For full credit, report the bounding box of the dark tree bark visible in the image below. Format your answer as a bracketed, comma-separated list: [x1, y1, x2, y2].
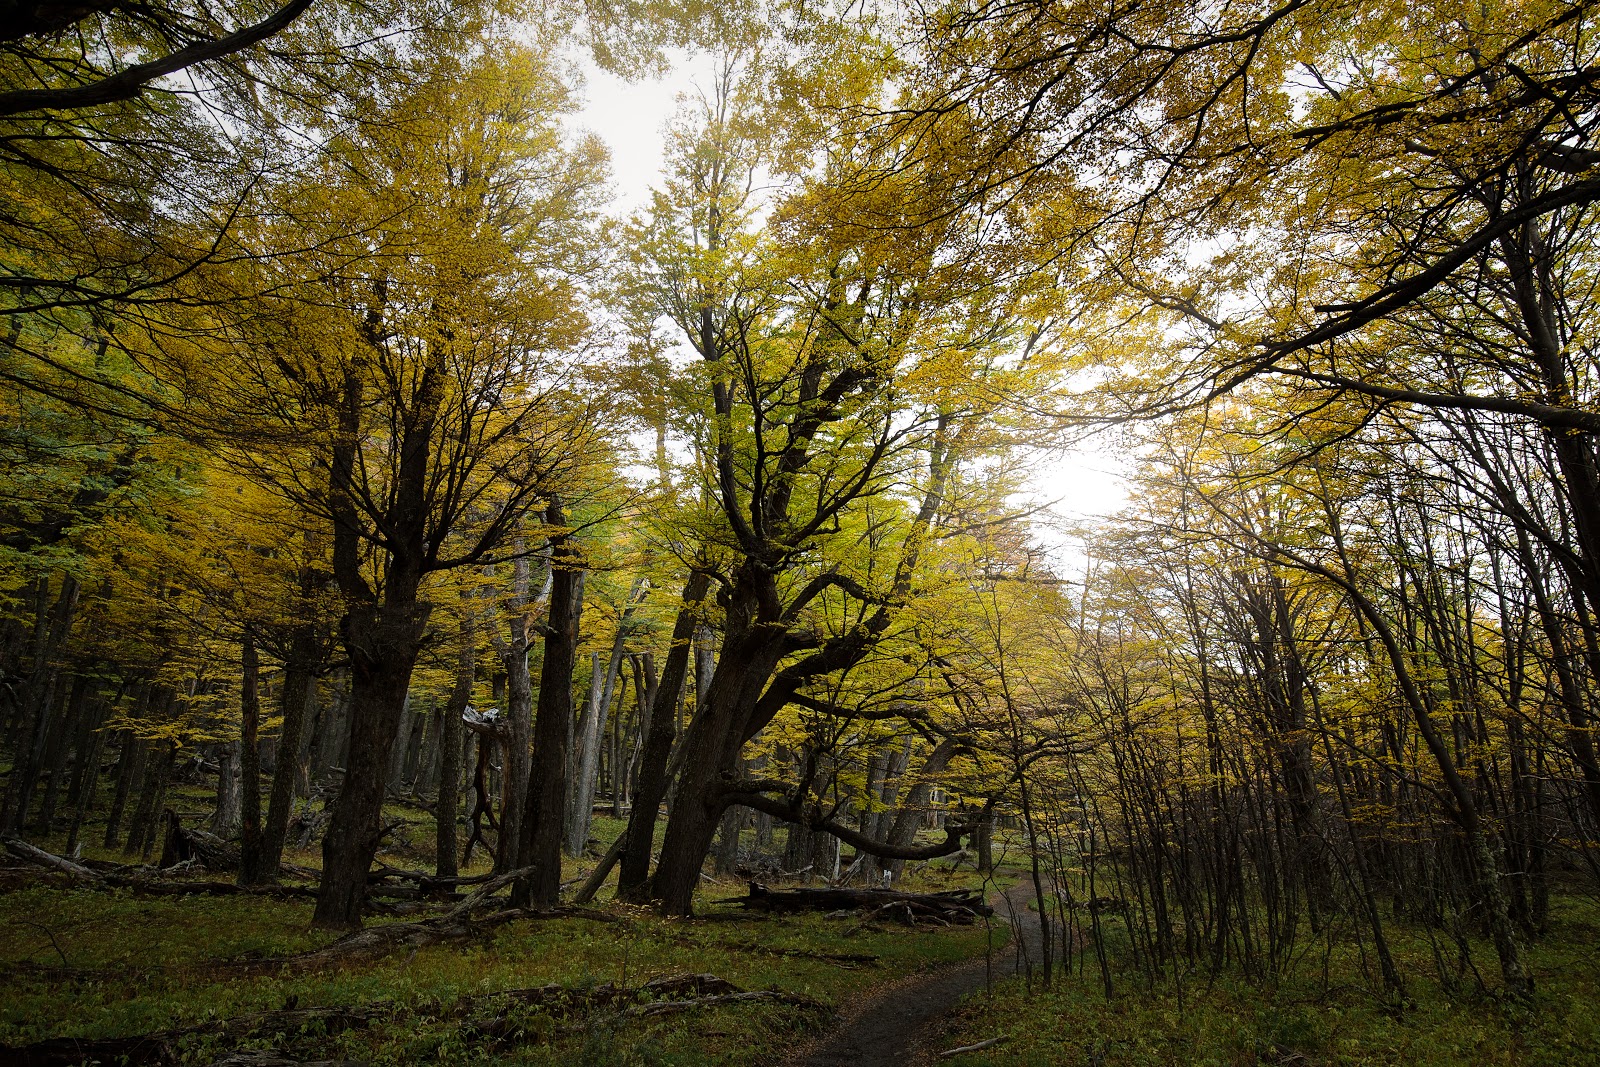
[127, 740, 176, 859]
[104, 729, 142, 849]
[616, 651, 657, 817]
[238, 634, 269, 884]
[618, 574, 707, 900]
[213, 740, 242, 835]
[436, 612, 473, 880]
[312, 326, 443, 928]
[1, 573, 78, 833]
[31, 672, 88, 833]
[512, 499, 580, 909]
[649, 583, 793, 914]
[313, 602, 431, 927]
[63, 693, 109, 856]
[492, 554, 537, 874]
[256, 642, 318, 882]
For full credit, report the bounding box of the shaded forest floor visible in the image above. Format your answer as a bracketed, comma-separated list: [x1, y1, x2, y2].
[0, 802, 1007, 1067]
[931, 891, 1600, 1067]
[13, 777, 1600, 1067]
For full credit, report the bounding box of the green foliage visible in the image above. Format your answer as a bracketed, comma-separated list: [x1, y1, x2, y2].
[938, 895, 1600, 1067]
[0, 872, 998, 1065]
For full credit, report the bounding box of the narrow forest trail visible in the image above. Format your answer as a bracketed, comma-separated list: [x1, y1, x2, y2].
[779, 878, 1047, 1067]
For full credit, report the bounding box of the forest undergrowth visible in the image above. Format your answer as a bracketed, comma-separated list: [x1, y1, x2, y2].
[935, 886, 1600, 1067]
[1, 811, 1001, 1067]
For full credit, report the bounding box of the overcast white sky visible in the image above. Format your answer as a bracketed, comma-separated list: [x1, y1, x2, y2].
[569, 61, 1131, 566]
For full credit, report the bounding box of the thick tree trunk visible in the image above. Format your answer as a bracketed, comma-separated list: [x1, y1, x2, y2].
[617, 576, 705, 899]
[294, 680, 320, 801]
[496, 555, 536, 874]
[496, 614, 534, 870]
[714, 804, 743, 876]
[313, 602, 431, 928]
[651, 615, 788, 915]
[512, 501, 579, 909]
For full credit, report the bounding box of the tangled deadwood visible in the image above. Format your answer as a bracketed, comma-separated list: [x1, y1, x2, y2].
[724, 883, 992, 923]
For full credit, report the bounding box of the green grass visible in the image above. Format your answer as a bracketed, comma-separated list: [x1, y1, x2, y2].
[1, 815, 1008, 1066]
[934, 892, 1600, 1067]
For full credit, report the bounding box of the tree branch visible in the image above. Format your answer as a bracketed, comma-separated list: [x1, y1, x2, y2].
[0, 0, 315, 116]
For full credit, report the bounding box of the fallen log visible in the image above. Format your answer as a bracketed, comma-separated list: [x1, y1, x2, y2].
[622, 990, 828, 1017]
[3, 838, 319, 900]
[210, 1053, 364, 1067]
[220, 870, 619, 975]
[460, 972, 745, 1037]
[368, 861, 495, 889]
[723, 882, 992, 923]
[2, 839, 102, 882]
[939, 1035, 1008, 1058]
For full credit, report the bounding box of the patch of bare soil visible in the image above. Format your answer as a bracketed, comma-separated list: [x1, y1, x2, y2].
[780, 879, 1046, 1067]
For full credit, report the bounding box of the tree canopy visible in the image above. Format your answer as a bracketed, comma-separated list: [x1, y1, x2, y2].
[2, 0, 1599, 1013]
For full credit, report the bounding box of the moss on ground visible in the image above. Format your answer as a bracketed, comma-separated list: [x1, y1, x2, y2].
[933, 891, 1600, 1067]
[1, 815, 1006, 1067]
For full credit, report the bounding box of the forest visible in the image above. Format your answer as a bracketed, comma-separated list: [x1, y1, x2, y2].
[3, 0, 1600, 1064]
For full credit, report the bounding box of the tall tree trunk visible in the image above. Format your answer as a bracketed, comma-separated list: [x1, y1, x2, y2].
[494, 553, 537, 874]
[1, 574, 79, 833]
[614, 653, 650, 818]
[313, 327, 442, 928]
[63, 696, 108, 857]
[512, 500, 580, 908]
[103, 729, 142, 849]
[126, 739, 174, 858]
[256, 651, 317, 882]
[618, 573, 706, 899]
[312, 670, 349, 781]
[31, 672, 87, 833]
[313, 601, 431, 927]
[651, 602, 790, 915]
[238, 633, 269, 883]
[568, 580, 645, 857]
[213, 740, 242, 835]
[436, 613, 473, 879]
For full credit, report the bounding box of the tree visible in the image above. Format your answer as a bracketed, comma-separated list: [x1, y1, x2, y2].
[616, 20, 1063, 912]
[891, 1, 1599, 426]
[173, 40, 612, 926]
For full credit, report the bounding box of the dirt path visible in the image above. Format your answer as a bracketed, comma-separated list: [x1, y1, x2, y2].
[779, 878, 1047, 1067]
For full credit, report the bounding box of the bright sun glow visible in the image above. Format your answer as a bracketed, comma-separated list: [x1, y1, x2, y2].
[571, 59, 1132, 569]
